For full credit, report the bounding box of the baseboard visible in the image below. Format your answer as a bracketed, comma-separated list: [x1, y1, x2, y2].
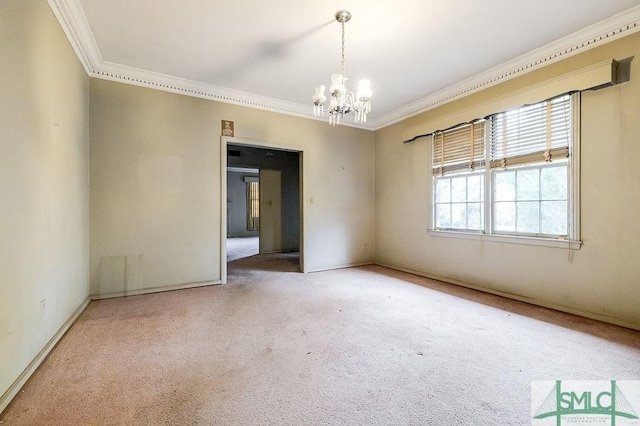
[374, 262, 640, 332]
[259, 249, 299, 255]
[307, 261, 374, 274]
[0, 280, 221, 413]
[91, 280, 221, 300]
[0, 296, 91, 414]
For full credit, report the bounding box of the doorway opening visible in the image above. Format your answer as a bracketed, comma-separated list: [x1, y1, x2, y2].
[221, 140, 304, 282]
[226, 166, 260, 262]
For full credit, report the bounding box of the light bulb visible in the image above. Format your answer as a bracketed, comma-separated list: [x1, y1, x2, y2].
[312, 85, 326, 104]
[356, 79, 372, 101]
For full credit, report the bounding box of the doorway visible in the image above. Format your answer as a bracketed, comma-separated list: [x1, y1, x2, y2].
[220, 138, 305, 283]
[226, 166, 260, 261]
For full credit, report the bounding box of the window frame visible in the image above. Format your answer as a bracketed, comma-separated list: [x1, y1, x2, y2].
[246, 178, 260, 232]
[433, 171, 485, 233]
[490, 161, 569, 238]
[429, 93, 582, 249]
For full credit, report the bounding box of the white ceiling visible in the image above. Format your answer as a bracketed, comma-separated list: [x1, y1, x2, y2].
[52, 0, 640, 129]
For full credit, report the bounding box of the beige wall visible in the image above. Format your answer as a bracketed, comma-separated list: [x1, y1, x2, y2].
[374, 32, 640, 329]
[0, 0, 90, 408]
[90, 79, 375, 296]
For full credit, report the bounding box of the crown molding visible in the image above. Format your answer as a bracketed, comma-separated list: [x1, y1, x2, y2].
[95, 60, 352, 122]
[372, 5, 640, 130]
[47, 0, 102, 73]
[49, 0, 640, 132]
[94, 63, 374, 130]
[94, 61, 374, 129]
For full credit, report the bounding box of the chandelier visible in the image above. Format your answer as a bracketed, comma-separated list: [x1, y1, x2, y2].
[312, 10, 372, 126]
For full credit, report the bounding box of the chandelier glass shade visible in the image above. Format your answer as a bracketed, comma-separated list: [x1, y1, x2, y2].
[312, 10, 372, 126]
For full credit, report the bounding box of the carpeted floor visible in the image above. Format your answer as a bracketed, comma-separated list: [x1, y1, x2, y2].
[1, 254, 639, 425]
[226, 236, 259, 262]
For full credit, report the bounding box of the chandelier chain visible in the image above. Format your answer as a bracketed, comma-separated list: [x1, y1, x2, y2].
[341, 20, 346, 77]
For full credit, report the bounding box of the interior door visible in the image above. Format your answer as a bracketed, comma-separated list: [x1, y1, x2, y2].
[259, 169, 281, 254]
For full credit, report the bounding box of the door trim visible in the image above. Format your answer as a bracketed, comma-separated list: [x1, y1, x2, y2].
[220, 136, 307, 283]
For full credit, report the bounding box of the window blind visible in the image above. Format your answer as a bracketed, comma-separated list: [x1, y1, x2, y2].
[489, 94, 571, 168]
[432, 121, 485, 176]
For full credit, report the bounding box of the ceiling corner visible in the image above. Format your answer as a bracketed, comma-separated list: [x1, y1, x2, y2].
[47, 0, 102, 73]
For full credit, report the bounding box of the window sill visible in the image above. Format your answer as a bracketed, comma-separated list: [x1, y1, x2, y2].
[428, 230, 582, 250]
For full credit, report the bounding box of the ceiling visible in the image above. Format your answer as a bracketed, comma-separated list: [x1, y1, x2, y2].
[52, 0, 640, 129]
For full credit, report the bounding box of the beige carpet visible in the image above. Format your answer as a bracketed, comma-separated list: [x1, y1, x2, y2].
[226, 237, 259, 262]
[2, 254, 639, 425]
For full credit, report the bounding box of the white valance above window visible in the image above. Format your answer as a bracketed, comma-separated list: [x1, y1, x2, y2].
[403, 59, 621, 143]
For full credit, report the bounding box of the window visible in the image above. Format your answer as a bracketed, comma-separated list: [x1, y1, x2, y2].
[433, 121, 486, 232]
[246, 180, 259, 231]
[435, 173, 484, 231]
[493, 165, 568, 236]
[432, 93, 579, 243]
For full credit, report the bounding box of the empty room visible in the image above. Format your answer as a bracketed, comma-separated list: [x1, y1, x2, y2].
[2, 1, 640, 424]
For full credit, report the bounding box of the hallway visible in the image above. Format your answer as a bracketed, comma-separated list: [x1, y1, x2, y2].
[226, 236, 259, 262]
